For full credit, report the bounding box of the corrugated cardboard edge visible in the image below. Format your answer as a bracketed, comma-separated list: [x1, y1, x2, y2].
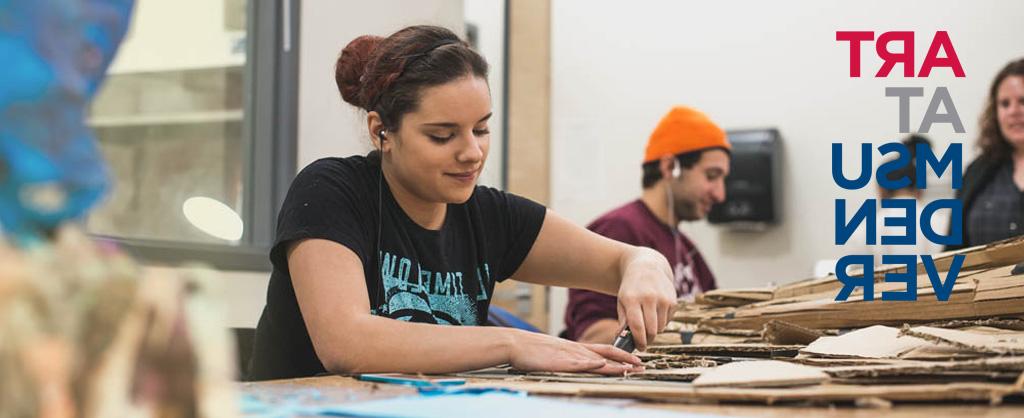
[465, 380, 1022, 405]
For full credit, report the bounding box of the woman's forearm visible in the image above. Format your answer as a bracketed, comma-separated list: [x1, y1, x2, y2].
[318, 314, 518, 374]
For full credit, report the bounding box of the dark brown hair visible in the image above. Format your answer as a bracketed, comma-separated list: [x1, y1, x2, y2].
[641, 148, 728, 189]
[977, 58, 1024, 161]
[335, 25, 488, 132]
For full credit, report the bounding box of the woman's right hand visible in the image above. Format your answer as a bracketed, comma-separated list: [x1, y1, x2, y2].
[504, 329, 644, 376]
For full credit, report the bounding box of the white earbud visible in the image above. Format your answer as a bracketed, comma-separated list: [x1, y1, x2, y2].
[672, 164, 681, 179]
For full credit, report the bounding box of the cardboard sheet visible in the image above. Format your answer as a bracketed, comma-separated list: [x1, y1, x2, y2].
[800, 325, 933, 359]
[464, 380, 1024, 405]
[654, 332, 683, 345]
[762, 320, 827, 345]
[680, 332, 760, 345]
[902, 326, 1024, 355]
[640, 355, 718, 370]
[648, 344, 804, 358]
[628, 368, 712, 382]
[696, 288, 774, 307]
[921, 318, 1024, 330]
[294, 392, 720, 418]
[822, 356, 1024, 380]
[692, 360, 829, 388]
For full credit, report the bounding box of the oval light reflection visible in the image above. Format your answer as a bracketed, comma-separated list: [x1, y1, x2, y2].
[182, 196, 243, 242]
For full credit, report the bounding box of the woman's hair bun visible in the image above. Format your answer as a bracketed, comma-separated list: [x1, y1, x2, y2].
[335, 35, 383, 109]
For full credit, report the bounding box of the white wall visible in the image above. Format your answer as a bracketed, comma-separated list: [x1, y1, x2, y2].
[464, 0, 507, 187]
[547, 0, 1024, 332]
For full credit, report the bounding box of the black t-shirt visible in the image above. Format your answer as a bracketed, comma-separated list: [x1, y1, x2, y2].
[248, 154, 546, 380]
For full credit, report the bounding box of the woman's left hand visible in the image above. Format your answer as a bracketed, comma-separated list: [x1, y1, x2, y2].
[615, 247, 677, 352]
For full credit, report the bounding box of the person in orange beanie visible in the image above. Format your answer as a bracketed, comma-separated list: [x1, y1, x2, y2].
[563, 106, 731, 344]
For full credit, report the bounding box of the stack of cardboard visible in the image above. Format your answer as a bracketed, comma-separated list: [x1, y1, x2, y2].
[466, 236, 1024, 405]
[667, 235, 1024, 337]
[590, 235, 1024, 404]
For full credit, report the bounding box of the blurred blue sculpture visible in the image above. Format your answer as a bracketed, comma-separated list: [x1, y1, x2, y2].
[0, 0, 134, 246]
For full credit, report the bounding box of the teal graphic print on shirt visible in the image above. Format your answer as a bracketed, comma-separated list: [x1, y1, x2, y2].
[373, 251, 492, 325]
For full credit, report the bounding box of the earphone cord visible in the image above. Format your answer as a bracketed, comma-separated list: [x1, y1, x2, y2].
[375, 163, 385, 315]
[665, 179, 683, 270]
[666, 171, 697, 296]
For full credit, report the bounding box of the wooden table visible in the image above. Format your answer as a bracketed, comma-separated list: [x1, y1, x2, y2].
[241, 375, 1024, 417]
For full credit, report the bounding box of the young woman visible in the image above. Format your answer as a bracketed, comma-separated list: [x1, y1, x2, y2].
[248, 25, 677, 381]
[949, 58, 1024, 249]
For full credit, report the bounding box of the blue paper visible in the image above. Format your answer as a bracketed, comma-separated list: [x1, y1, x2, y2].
[240, 387, 733, 418]
[417, 386, 523, 396]
[357, 373, 466, 388]
[317, 393, 730, 418]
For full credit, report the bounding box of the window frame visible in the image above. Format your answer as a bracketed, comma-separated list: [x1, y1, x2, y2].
[92, 0, 299, 272]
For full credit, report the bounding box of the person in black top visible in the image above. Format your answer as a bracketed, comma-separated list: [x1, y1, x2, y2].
[248, 25, 677, 381]
[949, 58, 1024, 250]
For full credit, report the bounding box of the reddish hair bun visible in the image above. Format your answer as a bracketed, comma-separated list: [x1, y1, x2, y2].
[335, 35, 383, 109]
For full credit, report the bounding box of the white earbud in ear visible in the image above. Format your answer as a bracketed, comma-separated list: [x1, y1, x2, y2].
[672, 164, 681, 179]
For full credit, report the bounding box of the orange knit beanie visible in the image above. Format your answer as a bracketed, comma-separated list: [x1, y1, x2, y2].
[644, 106, 730, 163]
